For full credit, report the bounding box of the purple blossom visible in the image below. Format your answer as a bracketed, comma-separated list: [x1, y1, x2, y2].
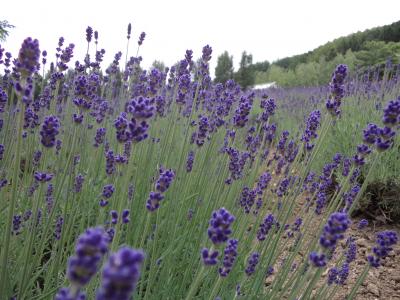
[96, 247, 145, 300]
[277, 177, 290, 197]
[34, 171, 53, 182]
[302, 110, 321, 150]
[257, 214, 275, 241]
[138, 32, 146, 46]
[319, 212, 350, 250]
[102, 184, 115, 199]
[94, 128, 106, 147]
[146, 191, 164, 212]
[368, 230, 398, 268]
[201, 45, 212, 62]
[277, 130, 290, 153]
[327, 263, 349, 286]
[363, 123, 379, 144]
[110, 210, 118, 225]
[0, 144, 4, 161]
[260, 97, 276, 121]
[218, 239, 238, 276]
[121, 209, 130, 224]
[343, 184, 360, 211]
[15, 37, 40, 78]
[256, 172, 272, 193]
[195, 115, 210, 147]
[55, 288, 86, 300]
[155, 168, 175, 193]
[245, 252, 260, 276]
[67, 227, 109, 286]
[233, 96, 252, 127]
[54, 216, 64, 240]
[12, 215, 22, 235]
[309, 251, 326, 267]
[105, 150, 115, 176]
[357, 219, 368, 230]
[207, 208, 235, 245]
[127, 23, 132, 39]
[40, 115, 60, 148]
[376, 126, 396, 151]
[86, 26, 93, 43]
[345, 238, 357, 263]
[0, 179, 7, 190]
[32, 150, 42, 167]
[326, 64, 348, 116]
[382, 97, 400, 126]
[342, 158, 352, 177]
[73, 174, 85, 193]
[315, 192, 327, 215]
[57, 43, 75, 71]
[201, 248, 219, 266]
[0, 87, 8, 112]
[186, 150, 195, 172]
[126, 96, 155, 120]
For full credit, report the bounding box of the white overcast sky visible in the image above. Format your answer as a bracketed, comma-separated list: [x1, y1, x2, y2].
[2, 0, 400, 75]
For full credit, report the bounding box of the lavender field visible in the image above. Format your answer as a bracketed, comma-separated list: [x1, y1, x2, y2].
[0, 24, 399, 300]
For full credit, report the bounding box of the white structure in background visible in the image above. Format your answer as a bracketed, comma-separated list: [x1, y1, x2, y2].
[253, 82, 278, 90]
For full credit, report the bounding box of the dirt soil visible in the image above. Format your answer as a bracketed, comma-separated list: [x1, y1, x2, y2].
[332, 219, 400, 300]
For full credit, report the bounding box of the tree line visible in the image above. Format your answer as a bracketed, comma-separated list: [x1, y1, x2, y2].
[214, 20, 400, 88]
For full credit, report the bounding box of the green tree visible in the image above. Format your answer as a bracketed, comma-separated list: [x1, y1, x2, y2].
[0, 20, 14, 41]
[234, 51, 255, 90]
[355, 41, 400, 67]
[214, 51, 234, 84]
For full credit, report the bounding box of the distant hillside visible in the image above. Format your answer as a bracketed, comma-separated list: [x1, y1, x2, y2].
[274, 20, 400, 70]
[255, 20, 400, 87]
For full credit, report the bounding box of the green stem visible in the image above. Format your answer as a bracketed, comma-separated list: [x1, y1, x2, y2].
[185, 266, 206, 300]
[346, 265, 369, 300]
[0, 103, 25, 296]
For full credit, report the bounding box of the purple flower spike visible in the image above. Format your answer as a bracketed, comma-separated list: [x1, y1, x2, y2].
[138, 32, 146, 46]
[218, 239, 238, 276]
[127, 23, 132, 39]
[363, 123, 379, 144]
[102, 184, 115, 199]
[382, 97, 400, 127]
[155, 168, 175, 193]
[55, 287, 86, 300]
[67, 227, 109, 287]
[368, 230, 398, 268]
[357, 219, 368, 229]
[34, 171, 53, 182]
[326, 64, 348, 116]
[122, 209, 130, 224]
[257, 214, 275, 241]
[146, 191, 164, 212]
[40, 115, 60, 148]
[186, 150, 195, 172]
[86, 26, 93, 43]
[201, 248, 219, 266]
[54, 216, 64, 240]
[346, 238, 357, 263]
[74, 174, 85, 193]
[319, 212, 350, 250]
[309, 251, 326, 267]
[16, 37, 40, 78]
[96, 247, 145, 300]
[110, 210, 118, 225]
[207, 208, 235, 245]
[0, 144, 4, 161]
[245, 252, 260, 276]
[302, 110, 321, 151]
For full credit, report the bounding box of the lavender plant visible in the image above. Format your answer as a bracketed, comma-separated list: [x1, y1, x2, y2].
[0, 24, 398, 300]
